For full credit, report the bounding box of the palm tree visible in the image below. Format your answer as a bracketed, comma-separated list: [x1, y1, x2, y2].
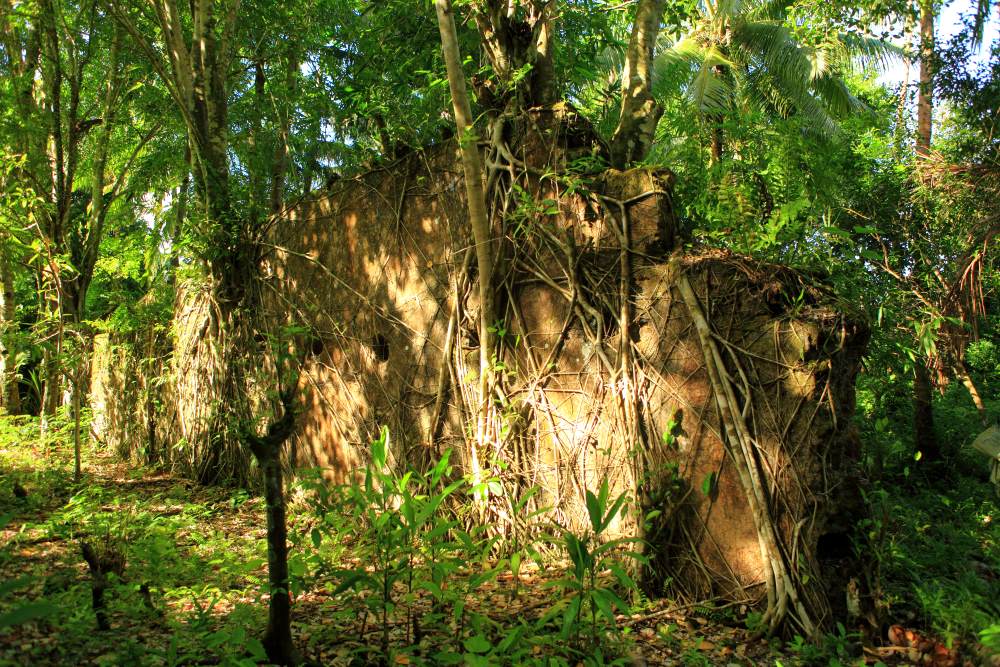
[654, 0, 900, 162]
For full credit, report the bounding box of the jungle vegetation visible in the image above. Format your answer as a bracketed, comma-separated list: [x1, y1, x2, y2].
[0, 0, 998, 665]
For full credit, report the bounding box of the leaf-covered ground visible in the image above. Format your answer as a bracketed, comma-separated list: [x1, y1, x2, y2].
[0, 416, 996, 666]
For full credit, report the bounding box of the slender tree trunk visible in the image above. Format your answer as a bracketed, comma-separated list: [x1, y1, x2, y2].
[913, 363, 940, 461]
[710, 118, 724, 164]
[145, 328, 158, 464]
[0, 255, 21, 414]
[40, 287, 62, 421]
[912, 0, 937, 460]
[269, 50, 297, 216]
[260, 452, 294, 664]
[916, 0, 933, 156]
[435, 0, 496, 458]
[73, 26, 122, 318]
[72, 364, 81, 481]
[248, 394, 298, 666]
[171, 145, 192, 277]
[610, 0, 665, 168]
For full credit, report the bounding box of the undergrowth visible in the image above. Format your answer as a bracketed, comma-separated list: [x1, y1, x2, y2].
[855, 346, 1000, 658]
[3, 387, 998, 666]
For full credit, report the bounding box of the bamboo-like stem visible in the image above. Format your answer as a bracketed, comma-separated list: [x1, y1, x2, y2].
[435, 0, 497, 481]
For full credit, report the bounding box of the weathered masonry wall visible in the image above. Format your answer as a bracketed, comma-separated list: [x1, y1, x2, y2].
[92, 111, 867, 624]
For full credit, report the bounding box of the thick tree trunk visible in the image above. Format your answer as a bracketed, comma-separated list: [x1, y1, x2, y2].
[913, 363, 940, 461]
[610, 0, 665, 168]
[472, 0, 556, 108]
[916, 0, 933, 156]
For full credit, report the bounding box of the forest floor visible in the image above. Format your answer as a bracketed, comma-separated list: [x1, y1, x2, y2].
[0, 415, 997, 666]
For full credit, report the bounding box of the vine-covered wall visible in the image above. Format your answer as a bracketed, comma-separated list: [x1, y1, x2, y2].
[91, 106, 868, 631]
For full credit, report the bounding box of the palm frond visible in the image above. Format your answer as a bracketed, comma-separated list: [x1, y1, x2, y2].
[596, 43, 627, 85]
[730, 21, 813, 85]
[652, 41, 700, 99]
[686, 46, 735, 113]
[744, 65, 839, 137]
[739, 0, 790, 22]
[811, 72, 864, 117]
[836, 33, 904, 75]
[803, 46, 830, 81]
[714, 0, 742, 23]
[742, 67, 793, 118]
[661, 37, 737, 69]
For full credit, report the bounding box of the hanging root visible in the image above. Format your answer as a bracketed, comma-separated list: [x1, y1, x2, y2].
[677, 273, 817, 637]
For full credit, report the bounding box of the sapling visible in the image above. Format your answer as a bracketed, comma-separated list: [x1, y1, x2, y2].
[540, 479, 645, 651]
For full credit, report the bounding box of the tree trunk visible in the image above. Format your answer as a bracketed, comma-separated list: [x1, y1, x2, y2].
[248, 393, 299, 666]
[912, 0, 937, 457]
[171, 145, 192, 277]
[916, 0, 933, 156]
[71, 25, 123, 320]
[269, 49, 298, 216]
[0, 255, 21, 415]
[913, 363, 940, 461]
[711, 114, 725, 164]
[259, 452, 295, 664]
[471, 0, 556, 108]
[72, 365, 81, 481]
[610, 0, 665, 168]
[40, 288, 62, 421]
[435, 0, 497, 457]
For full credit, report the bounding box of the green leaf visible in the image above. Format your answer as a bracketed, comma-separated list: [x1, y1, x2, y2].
[591, 588, 617, 626]
[430, 449, 453, 486]
[600, 492, 628, 533]
[585, 489, 602, 534]
[607, 562, 639, 592]
[0, 602, 58, 628]
[0, 576, 34, 596]
[598, 478, 610, 512]
[701, 472, 716, 496]
[431, 651, 464, 665]
[561, 595, 582, 638]
[495, 625, 523, 652]
[510, 551, 521, 577]
[463, 634, 491, 654]
[417, 580, 443, 598]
